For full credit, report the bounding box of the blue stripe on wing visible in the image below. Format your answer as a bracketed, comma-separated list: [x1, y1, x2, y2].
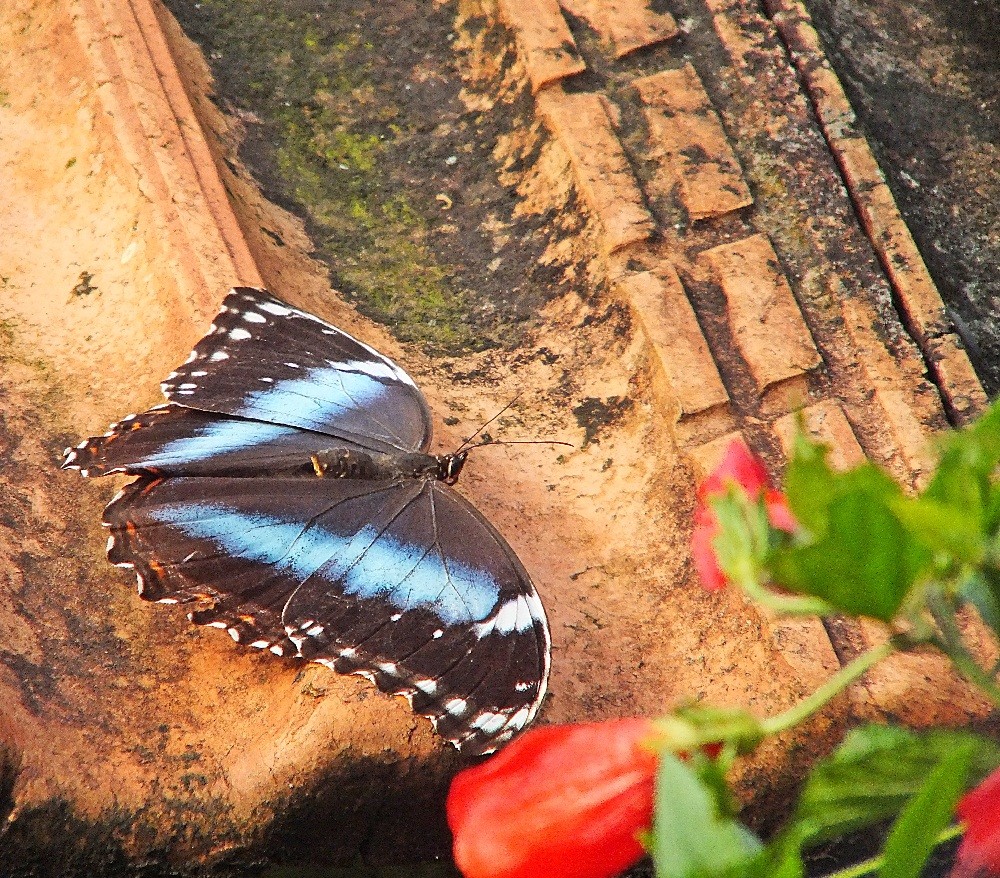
[148, 501, 501, 625]
[235, 364, 396, 435]
[138, 420, 305, 467]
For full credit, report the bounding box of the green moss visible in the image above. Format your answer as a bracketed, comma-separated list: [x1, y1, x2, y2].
[164, 0, 476, 351]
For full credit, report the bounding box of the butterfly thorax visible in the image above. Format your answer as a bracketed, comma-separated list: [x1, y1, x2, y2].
[312, 448, 468, 484]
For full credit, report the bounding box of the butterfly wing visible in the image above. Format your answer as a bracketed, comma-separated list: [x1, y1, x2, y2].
[104, 475, 550, 755]
[161, 287, 432, 455]
[62, 405, 363, 477]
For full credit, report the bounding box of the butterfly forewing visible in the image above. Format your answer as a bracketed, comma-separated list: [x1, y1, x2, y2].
[62, 405, 366, 477]
[161, 288, 432, 454]
[104, 474, 549, 755]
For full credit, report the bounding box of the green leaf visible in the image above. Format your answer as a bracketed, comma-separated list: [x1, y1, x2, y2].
[878, 742, 975, 878]
[781, 435, 839, 535]
[776, 437, 932, 621]
[653, 752, 763, 878]
[891, 495, 985, 565]
[659, 704, 766, 756]
[770, 489, 928, 621]
[926, 399, 1000, 515]
[785, 725, 1000, 851]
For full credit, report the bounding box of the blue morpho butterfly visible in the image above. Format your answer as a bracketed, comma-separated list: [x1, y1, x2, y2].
[62, 287, 551, 755]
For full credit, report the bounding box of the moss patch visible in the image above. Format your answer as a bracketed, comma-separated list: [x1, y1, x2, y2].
[164, 0, 567, 353]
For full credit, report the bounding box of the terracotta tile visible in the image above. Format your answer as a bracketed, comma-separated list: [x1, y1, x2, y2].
[634, 64, 753, 220]
[497, 0, 586, 92]
[765, 0, 986, 422]
[618, 266, 730, 422]
[559, 0, 678, 57]
[773, 400, 865, 470]
[840, 297, 936, 483]
[700, 234, 821, 394]
[536, 87, 654, 252]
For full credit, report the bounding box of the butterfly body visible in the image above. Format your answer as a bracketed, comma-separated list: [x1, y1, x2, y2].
[63, 288, 550, 755]
[310, 447, 467, 483]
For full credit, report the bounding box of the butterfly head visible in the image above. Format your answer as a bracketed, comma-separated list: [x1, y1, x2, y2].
[438, 451, 468, 485]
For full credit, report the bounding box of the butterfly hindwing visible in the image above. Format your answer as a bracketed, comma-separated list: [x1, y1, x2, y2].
[161, 288, 432, 454]
[103, 473, 549, 755]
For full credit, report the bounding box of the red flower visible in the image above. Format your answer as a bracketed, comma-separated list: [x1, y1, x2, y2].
[447, 719, 658, 878]
[954, 766, 1000, 878]
[692, 439, 795, 591]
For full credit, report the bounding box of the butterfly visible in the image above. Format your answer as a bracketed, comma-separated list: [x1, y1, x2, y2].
[62, 287, 551, 755]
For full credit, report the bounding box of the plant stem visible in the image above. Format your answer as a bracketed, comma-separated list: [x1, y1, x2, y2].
[818, 822, 965, 878]
[739, 573, 833, 616]
[761, 641, 895, 735]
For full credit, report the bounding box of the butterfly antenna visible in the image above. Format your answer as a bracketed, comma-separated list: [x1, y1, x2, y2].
[463, 438, 575, 451]
[454, 394, 524, 455]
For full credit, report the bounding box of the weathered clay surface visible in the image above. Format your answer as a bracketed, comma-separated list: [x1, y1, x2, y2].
[0, 0, 993, 872]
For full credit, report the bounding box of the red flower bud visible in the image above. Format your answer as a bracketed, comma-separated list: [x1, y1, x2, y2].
[691, 439, 796, 592]
[697, 439, 772, 504]
[954, 767, 1000, 878]
[447, 719, 658, 878]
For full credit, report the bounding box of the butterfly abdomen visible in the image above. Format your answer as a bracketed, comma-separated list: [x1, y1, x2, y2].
[311, 448, 466, 483]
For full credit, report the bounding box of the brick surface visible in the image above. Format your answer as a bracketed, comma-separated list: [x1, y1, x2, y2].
[764, 0, 987, 422]
[497, 0, 586, 93]
[559, 0, 678, 58]
[688, 430, 744, 480]
[700, 234, 821, 394]
[634, 64, 753, 221]
[773, 401, 865, 470]
[618, 266, 730, 424]
[537, 87, 654, 253]
[840, 298, 935, 483]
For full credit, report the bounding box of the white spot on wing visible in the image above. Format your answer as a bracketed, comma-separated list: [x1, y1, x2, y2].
[209, 351, 229, 362]
[243, 311, 267, 323]
[229, 327, 252, 341]
[470, 712, 508, 735]
[258, 301, 292, 317]
[444, 698, 468, 717]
